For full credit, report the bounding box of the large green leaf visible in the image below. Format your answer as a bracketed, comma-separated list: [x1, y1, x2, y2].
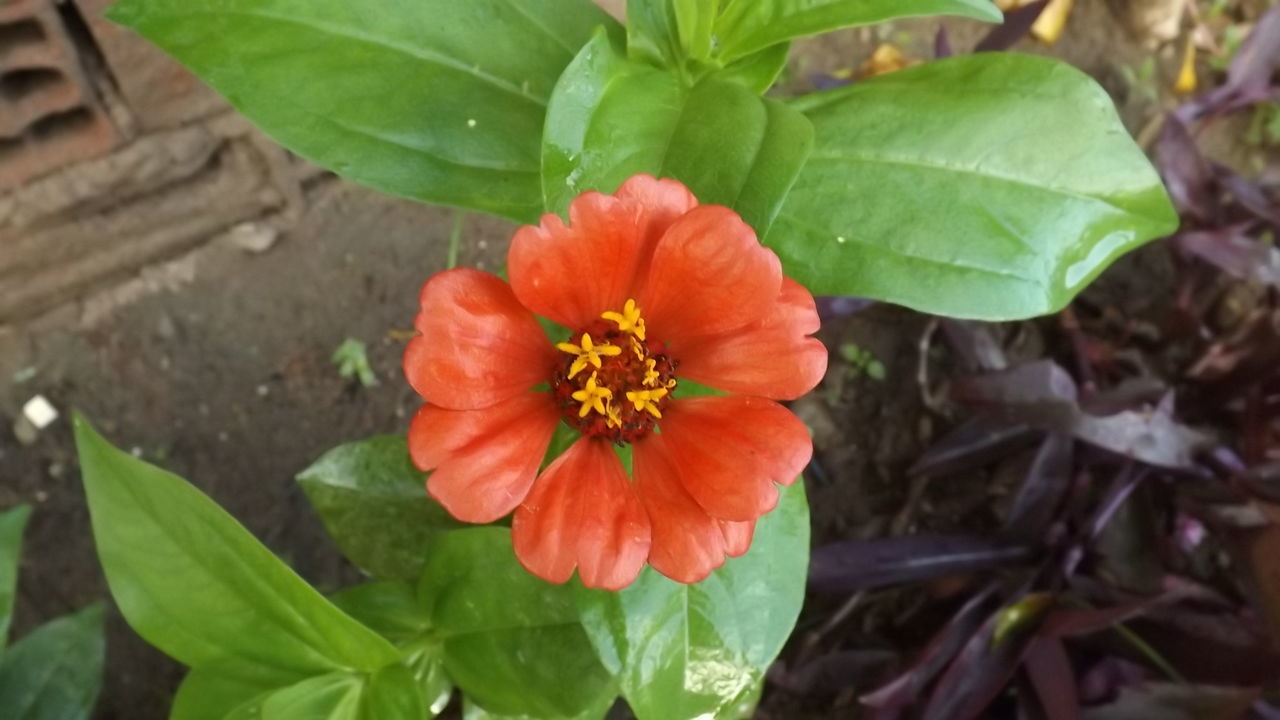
[171, 664, 303, 720]
[713, 0, 1002, 62]
[627, 0, 718, 70]
[768, 53, 1178, 320]
[543, 31, 813, 236]
[298, 436, 464, 583]
[0, 504, 31, 648]
[576, 482, 810, 720]
[0, 603, 104, 720]
[106, 0, 622, 222]
[74, 415, 399, 675]
[420, 528, 616, 719]
[331, 582, 452, 716]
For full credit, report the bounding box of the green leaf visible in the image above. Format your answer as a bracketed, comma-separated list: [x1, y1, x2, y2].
[714, 42, 792, 94]
[462, 695, 615, 720]
[627, 0, 719, 70]
[171, 664, 303, 720]
[543, 31, 813, 236]
[257, 673, 363, 718]
[576, 482, 809, 720]
[330, 582, 452, 715]
[713, 0, 1002, 62]
[0, 504, 31, 647]
[420, 528, 615, 719]
[298, 436, 464, 582]
[768, 53, 1178, 320]
[74, 415, 399, 675]
[106, 0, 621, 222]
[0, 603, 105, 720]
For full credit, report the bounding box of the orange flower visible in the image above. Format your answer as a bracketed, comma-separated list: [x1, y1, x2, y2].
[404, 175, 826, 590]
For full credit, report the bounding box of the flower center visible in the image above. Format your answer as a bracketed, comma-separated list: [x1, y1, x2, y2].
[552, 299, 677, 444]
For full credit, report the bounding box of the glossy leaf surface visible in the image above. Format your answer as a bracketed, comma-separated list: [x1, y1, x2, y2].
[331, 582, 452, 715]
[769, 53, 1178, 320]
[74, 416, 399, 675]
[107, 0, 621, 221]
[420, 528, 615, 719]
[0, 603, 104, 720]
[299, 436, 463, 582]
[576, 482, 809, 720]
[0, 504, 30, 647]
[543, 32, 813, 235]
[713, 0, 1002, 62]
[170, 664, 303, 720]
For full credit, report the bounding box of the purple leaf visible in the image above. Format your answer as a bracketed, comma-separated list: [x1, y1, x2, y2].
[1156, 115, 1218, 223]
[816, 295, 875, 319]
[1080, 684, 1259, 720]
[1216, 165, 1280, 228]
[910, 418, 1040, 479]
[954, 361, 1212, 470]
[975, 0, 1049, 53]
[1041, 596, 1172, 638]
[1079, 377, 1170, 416]
[934, 27, 953, 59]
[810, 535, 1033, 593]
[1182, 5, 1280, 120]
[1023, 637, 1081, 720]
[1006, 433, 1074, 540]
[941, 319, 1008, 372]
[1176, 228, 1280, 288]
[1077, 656, 1152, 703]
[922, 596, 1049, 720]
[863, 584, 1001, 710]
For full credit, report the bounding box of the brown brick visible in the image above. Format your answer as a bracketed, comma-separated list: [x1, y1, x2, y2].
[0, 0, 120, 190]
[75, 0, 227, 130]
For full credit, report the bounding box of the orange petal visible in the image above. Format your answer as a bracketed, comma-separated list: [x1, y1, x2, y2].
[660, 396, 811, 522]
[409, 392, 560, 523]
[512, 438, 652, 590]
[634, 435, 729, 584]
[509, 176, 700, 331]
[615, 174, 698, 290]
[508, 193, 645, 331]
[405, 268, 556, 411]
[676, 278, 827, 400]
[720, 519, 756, 558]
[641, 206, 782, 346]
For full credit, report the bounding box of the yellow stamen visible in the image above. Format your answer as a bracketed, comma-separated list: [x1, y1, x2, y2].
[571, 372, 613, 418]
[643, 358, 660, 387]
[556, 333, 622, 379]
[605, 401, 622, 429]
[625, 387, 668, 419]
[602, 299, 647, 340]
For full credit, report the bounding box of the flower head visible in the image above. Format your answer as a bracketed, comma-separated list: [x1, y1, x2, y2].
[404, 175, 827, 590]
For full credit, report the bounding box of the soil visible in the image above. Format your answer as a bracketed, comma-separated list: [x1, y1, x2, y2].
[0, 0, 1257, 718]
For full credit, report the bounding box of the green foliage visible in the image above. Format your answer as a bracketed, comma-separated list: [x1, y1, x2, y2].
[107, 0, 622, 222]
[711, 0, 1001, 63]
[0, 604, 105, 720]
[0, 505, 31, 647]
[769, 54, 1178, 320]
[543, 31, 813, 236]
[576, 482, 809, 720]
[0, 507, 105, 720]
[298, 436, 463, 582]
[332, 339, 378, 388]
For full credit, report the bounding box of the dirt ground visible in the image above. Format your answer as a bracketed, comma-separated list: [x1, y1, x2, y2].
[0, 0, 1244, 717]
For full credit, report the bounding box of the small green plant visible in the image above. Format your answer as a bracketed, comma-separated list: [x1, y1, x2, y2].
[839, 341, 887, 381]
[0, 506, 104, 719]
[332, 338, 378, 388]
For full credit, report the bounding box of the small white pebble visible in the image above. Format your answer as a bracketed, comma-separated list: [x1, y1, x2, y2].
[34, 490, 48, 503]
[22, 395, 58, 430]
[256, 385, 270, 397]
[130, 447, 143, 458]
